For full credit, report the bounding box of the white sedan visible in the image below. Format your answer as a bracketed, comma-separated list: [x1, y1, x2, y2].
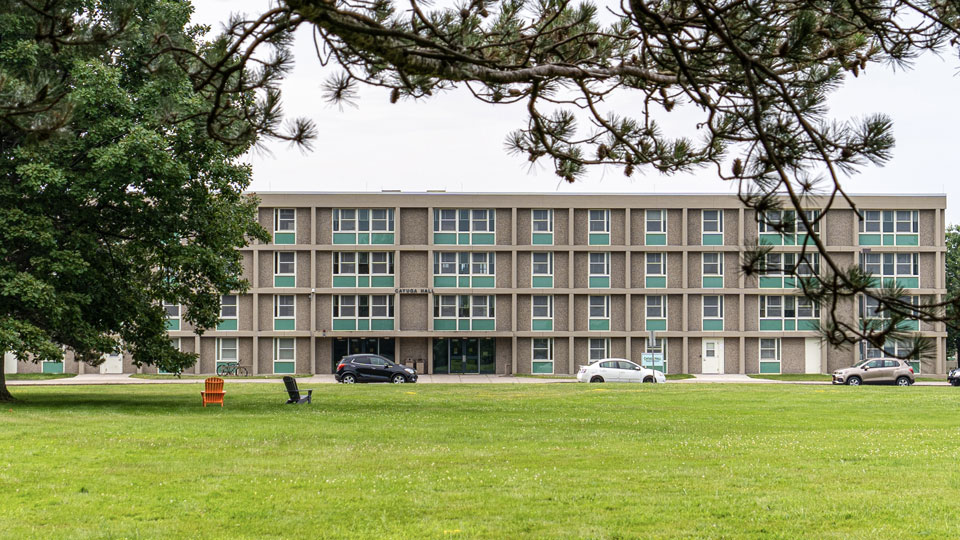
[577, 358, 667, 383]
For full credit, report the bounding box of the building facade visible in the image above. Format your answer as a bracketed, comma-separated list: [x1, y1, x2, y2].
[8, 192, 948, 376]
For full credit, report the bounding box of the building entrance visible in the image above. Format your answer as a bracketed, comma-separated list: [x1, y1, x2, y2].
[332, 338, 395, 371]
[433, 338, 496, 374]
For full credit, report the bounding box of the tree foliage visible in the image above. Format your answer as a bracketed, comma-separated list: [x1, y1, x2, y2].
[946, 225, 960, 357]
[0, 0, 269, 400]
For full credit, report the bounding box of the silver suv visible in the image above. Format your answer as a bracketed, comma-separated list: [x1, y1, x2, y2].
[833, 358, 915, 386]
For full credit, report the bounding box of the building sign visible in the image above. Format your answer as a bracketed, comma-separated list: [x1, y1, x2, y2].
[641, 352, 665, 373]
[395, 288, 433, 294]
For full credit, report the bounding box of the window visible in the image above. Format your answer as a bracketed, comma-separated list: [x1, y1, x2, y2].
[859, 210, 918, 233]
[589, 253, 610, 277]
[532, 209, 553, 232]
[532, 338, 554, 373]
[589, 209, 610, 232]
[860, 253, 919, 278]
[471, 209, 492, 232]
[435, 295, 457, 318]
[703, 296, 723, 319]
[333, 252, 357, 274]
[759, 296, 782, 318]
[216, 338, 237, 363]
[275, 295, 295, 318]
[759, 210, 820, 234]
[646, 209, 666, 233]
[796, 210, 820, 233]
[796, 253, 820, 276]
[274, 338, 295, 368]
[646, 295, 665, 318]
[435, 252, 457, 275]
[532, 295, 554, 319]
[532, 252, 553, 275]
[333, 295, 355, 318]
[589, 338, 610, 361]
[275, 252, 295, 276]
[370, 252, 393, 274]
[763, 252, 820, 276]
[589, 296, 610, 319]
[163, 302, 180, 320]
[703, 253, 723, 276]
[433, 209, 494, 233]
[434, 295, 494, 319]
[334, 209, 356, 231]
[702, 210, 723, 233]
[437, 209, 457, 231]
[220, 295, 237, 319]
[471, 295, 492, 318]
[334, 209, 395, 233]
[761, 296, 820, 320]
[370, 209, 393, 232]
[646, 253, 665, 276]
[472, 252, 493, 275]
[760, 338, 781, 362]
[333, 295, 393, 321]
[370, 295, 394, 318]
[433, 252, 495, 276]
[860, 295, 920, 321]
[275, 208, 295, 232]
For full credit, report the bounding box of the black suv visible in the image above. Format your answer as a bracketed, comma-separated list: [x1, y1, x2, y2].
[335, 354, 418, 384]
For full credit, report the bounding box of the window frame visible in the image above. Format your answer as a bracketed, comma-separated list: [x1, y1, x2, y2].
[588, 209, 610, 233]
[219, 294, 237, 320]
[433, 208, 495, 234]
[532, 338, 554, 373]
[645, 209, 666, 233]
[588, 338, 611, 361]
[274, 208, 296, 232]
[532, 295, 554, 319]
[759, 338, 781, 363]
[273, 337, 296, 366]
[333, 208, 395, 233]
[702, 252, 723, 276]
[532, 251, 554, 276]
[860, 252, 919, 279]
[588, 295, 610, 320]
[646, 252, 666, 277]
[216, 337, 238, 363]
[275, 251, 296, 277]
[702, 209, 723, 233]
[645, 295, 666, 319]
[588, 252, 610, 278]
[532, 209, 554, 233]
[703, 295, 724, 319]
[274, 294, 296, 319]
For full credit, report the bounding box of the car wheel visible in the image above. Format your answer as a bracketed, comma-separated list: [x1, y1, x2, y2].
[391, 374, 406, 384]
[951, 380, 960, 387]
[846, 376, 862, 386]
[341, 373, 356, 384]
[896, 376, 912, 387]
[590, 376, 604, 383]
[643, 376, 654, 383]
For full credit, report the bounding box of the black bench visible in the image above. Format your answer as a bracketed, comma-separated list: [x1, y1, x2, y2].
[283, 376, 312, 404]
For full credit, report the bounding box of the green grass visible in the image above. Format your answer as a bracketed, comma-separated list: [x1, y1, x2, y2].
[129, 373, 312, 380]
[747, 373, 832, 381]
[666, 373, 695, 380]
[512, 373, 576, 379]
[3, 373, 76, 381]
[4, 384, 960, 538]
[916, 376, 945, 382]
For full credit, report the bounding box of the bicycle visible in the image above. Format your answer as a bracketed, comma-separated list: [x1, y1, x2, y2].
[216, 361, 249, 377]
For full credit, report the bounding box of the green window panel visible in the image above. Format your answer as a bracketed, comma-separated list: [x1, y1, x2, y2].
[589, 276, 610, 288]
[333, 232, 356, 244]
[759, 276, 782, 288]
[645, 233, 667, 246]
[758, 233, 782, 246]
[645, 276, 666, 288]
[273, 232, 296, 245]
[458, 319, 471, 331]
[759, 361, 781, 374]
[798, 319, 820, 331]
[356, 276, 369, 288]
[645, 319, 666, 331]
[897, 320, 920, 331]
[783, 277, 796, 289]
[472, 319, 495, 331]
[332, 319, 355, 331]
[759, 319, 782, 331]
[274, 319, 296, 331]
[165, 319, 180, 331]
[434, 233, 457, 245]
[357, 319, 370, 331]
[434, 319, 456, 331]
[882, 234, 895, 246]
[702, 234, 723, 246]
[371, 319, 394, 331]
[458, 276, 471, 288]
[274, 275, 295, 288]
[433, 276, 457, 287]
[532, 361, 554, 374]
[457, 233, 471, 244]
[858, 234, 882, 246]
[370, 276, 394, 288]
[532, 276, 554, 288]
[897, 277, 919, 288]
[702, 276, 724, 288]
[333, 276, 357, 288]
[532, 233, 553, 245]
[217, 319, 238, 331]
[588, 233, 610, 245]
[42, 362, 64, 374]
[532, 319, 553, 331]
[472, 233, 495, 245]
[472, 276, 496, 288]
[782, 234, 798, 246]
[273, 361, 296, 374]
[589, 319, 610, 331]
[703, 319, 723, 331]
[371, 233, 395, 245]
[357, 233, 370, 244]
[896, 234, 919, 246]
[784, 319, 796, 331]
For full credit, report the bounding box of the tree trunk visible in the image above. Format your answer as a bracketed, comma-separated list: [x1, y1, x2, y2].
[0, 366, 14, 402]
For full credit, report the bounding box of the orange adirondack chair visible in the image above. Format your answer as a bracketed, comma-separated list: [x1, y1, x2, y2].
[201, 377, 225, 407]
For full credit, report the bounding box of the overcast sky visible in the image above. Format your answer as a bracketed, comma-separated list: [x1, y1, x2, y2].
[192, 1, 960, 224]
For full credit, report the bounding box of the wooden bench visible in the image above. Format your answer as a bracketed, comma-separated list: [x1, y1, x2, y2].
[201, 377, 225, 407]
[283, 376, 312, 404]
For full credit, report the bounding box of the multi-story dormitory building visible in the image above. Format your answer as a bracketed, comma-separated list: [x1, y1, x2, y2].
[4, 192, 949, 377]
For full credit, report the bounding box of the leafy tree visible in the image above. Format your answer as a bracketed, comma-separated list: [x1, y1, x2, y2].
[946, 225, 960, 359]
[184, 0, 959, 359]
[0, 0, 270, 401]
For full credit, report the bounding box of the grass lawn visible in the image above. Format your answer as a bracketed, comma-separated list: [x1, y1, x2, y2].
[3, 384, 960, 538]
[747, 373, 832, 382]
[129, 374, 312, 380]
[3, 373, 77, 381]
[666, 373, 695, 380]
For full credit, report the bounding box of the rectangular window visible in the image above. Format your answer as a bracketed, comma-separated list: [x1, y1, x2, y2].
[759, 338, 781, 369]
[275, 208, 295, 232]
[370, 252, 393, 274]
[760, 210, 820, 234]
[273, 337, 296, 373]
[589, 209, 610, 232]
[589, 252, 610, 277]
[437, 209, 457, 231]
[646, 295, 665, 318]
[646, 253, 665, 276]
[220, 295, 237, 319]
[796, 253, 820, 276]
[433, 209, 494, 233]
[860, 253, 919, 279]
[433, 252, 495, 284]
[163, 302, 180, 320]
[703, 295, 723, 319]
[434, 295, 457, 318]
[334, 209, 356, 232]
[275, 252, 295, 276]
[275, 295, 295, 318]
[589, 295, 610, 319]
[532, 295, 554, 319]
[333, 252, 356, 275]
[433, 295, 494, 322]
[759, 296, 782, 318]
[434, 252, 458, 275]
[471, 209, 492, 232]
[532, 209, 553, 232]
[589, 338, 610, 361]
[216, 338, 237, 363]
[859, 210, 918, 233]
[646, 209, 666, 233]
[702, 210, 723, 233]
[702, 253, 723, 276]
[532, 338, 554, 373]
[796, 210, 820, 234]
[472, 252, 493, 275]
[334, 208, 395, 233]
[369, 295, 394, 318]
[532, 252, 553, 275]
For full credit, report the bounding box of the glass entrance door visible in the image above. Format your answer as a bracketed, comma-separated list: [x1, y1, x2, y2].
[432, 338, 496, 374]
[332, 338, 395, 371]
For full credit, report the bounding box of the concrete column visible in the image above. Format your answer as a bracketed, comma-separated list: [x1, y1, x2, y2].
[568, 335, 575, 374]
[739, 335, 745, 374]
[252, 248, 259, 375]
[194, 335, 201, 375]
